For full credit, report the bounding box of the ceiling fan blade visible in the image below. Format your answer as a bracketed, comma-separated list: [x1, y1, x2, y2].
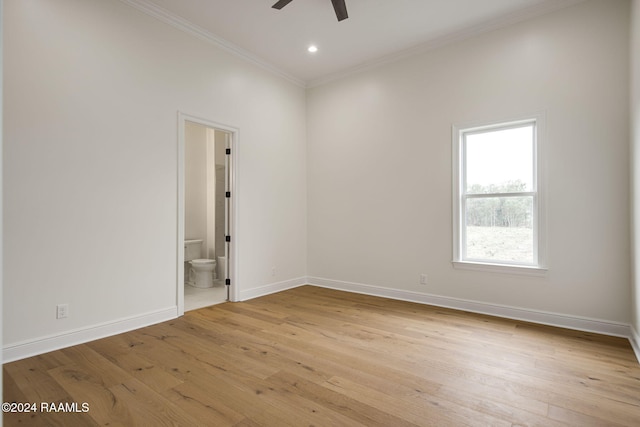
[331, 0, 348, 21]
[272, 0, 294, 10]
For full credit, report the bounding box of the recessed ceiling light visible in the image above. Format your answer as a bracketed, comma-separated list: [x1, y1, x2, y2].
[307, 45, 318, 53]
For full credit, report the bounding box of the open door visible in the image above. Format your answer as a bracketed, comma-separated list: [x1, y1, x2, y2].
[223, 131, 232, 302]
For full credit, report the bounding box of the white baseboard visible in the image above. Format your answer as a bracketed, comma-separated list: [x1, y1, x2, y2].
[238, 276, 307, 301]
[3, 306, 177, 363]
[630, 326, 640, 364]
[307, 276, 632, 339]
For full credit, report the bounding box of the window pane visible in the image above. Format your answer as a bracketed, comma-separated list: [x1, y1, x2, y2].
[464, 196, 533, 264]
[465, 124, 533, 194]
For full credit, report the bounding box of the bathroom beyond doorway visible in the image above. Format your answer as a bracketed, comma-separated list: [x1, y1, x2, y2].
[177, 114, 236, 314]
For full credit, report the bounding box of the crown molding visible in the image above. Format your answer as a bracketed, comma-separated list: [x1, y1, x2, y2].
[120, 0, 306, 88]
[307, 0, 587, 88]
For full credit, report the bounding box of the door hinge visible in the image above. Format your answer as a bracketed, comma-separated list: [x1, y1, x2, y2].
[225, 278, 231, 286]
[225, 235, 231, 242]
[225, 191, 231, 198]
[226, 148, 231, 155]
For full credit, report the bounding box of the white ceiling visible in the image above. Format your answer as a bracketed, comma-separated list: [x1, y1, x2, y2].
[130, 0, 584, 86]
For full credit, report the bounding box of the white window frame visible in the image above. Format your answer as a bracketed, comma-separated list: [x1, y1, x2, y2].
[452, 114, 547, 275]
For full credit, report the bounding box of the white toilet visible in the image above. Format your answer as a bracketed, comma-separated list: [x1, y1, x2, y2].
[184, 239, 217, 288]
[189, 259, 216, 288]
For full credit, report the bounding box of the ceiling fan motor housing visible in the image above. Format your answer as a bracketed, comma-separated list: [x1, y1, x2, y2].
[272, 0, 348, 22]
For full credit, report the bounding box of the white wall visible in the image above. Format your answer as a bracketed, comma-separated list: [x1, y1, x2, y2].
[631, 0, 640, 347]
[307, 0, 631, 325]
[3, 0, 307, 356]
[184, 121, 219, 261]
[184, 121, 208, 246]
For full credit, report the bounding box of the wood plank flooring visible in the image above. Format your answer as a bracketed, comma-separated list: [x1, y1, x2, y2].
[4, 285, 640, 426]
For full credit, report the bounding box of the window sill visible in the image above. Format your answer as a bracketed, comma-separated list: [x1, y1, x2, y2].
[452, 261, 548, 277]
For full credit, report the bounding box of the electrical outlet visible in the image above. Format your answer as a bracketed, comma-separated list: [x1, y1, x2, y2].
[420, 274, 428, 285]
[56, 304, 69, 319]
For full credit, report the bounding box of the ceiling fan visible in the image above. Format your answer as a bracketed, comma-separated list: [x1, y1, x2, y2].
[272, 0, 349, 22]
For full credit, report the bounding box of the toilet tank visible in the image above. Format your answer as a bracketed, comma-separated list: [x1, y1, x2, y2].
[184, 239, 203, 261]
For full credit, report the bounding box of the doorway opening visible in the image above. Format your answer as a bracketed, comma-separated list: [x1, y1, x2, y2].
[177, 113, 238, 315]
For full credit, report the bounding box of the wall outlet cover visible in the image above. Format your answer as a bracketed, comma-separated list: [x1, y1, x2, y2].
[56, 304, 69, 319]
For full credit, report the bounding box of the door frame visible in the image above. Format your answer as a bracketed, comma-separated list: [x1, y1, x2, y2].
[177, 112, 239, 315]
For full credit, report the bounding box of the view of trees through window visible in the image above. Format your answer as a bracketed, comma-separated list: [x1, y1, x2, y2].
[465, 180, 532, 228]
[461, 123, 536, 265]
[465, 195, 534, 263]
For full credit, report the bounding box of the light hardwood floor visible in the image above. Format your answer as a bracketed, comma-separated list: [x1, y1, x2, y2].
[4, 285, 640, 426]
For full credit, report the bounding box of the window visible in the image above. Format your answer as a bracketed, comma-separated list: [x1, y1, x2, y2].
[453, 116, 546, 273]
